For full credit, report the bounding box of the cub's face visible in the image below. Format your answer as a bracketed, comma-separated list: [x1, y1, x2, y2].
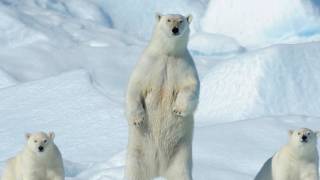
[26, 132, 55, 154]
[156, 14, 192, 37]
[289, 128, 319, 147]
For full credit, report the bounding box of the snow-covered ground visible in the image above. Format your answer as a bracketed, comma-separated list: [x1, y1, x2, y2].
[1, 0, 320, 179]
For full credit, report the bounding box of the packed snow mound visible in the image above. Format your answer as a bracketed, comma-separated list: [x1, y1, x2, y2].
[201, 0, 320, 46]
[0, 70, 127, 164]
[0, 1, 141, 49]
[0, 0, 207, 41]
[189, 32, 245, 56]
[197, 42, 320, 123]
[0, 1, 144, 96]
[0, 68, 16, 89]
[0, 5, 48, 47]
[0, 0, 112, 27]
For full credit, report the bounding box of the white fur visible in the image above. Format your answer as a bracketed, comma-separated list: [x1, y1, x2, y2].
[1, 132, 65, 180]
[125, 14, 199, 180]
[255, 128, 319, 180]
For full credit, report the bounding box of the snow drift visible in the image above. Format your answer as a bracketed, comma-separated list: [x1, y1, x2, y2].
[197, 42, 320, 123]
[189, 32, 245, 56]
[201, 0, 320, 46]
[0, 70, 126, 164]
[0, 68, 16, 89]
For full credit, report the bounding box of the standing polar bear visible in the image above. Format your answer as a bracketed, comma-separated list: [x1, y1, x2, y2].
[1, 132, 64, 180]
[255, 128, 319, 180]
[125, 13, 199, 180]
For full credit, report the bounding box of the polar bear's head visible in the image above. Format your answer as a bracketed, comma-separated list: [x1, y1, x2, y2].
[288, 128, 319, 148]
[155, 14, 192, 38]
[25, 132, 55, 154]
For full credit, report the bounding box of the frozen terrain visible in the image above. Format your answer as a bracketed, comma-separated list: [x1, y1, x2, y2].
[1, 0, 320, 179]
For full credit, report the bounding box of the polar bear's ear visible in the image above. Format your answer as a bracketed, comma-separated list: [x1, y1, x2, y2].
[25, 133, 31, 140]
[155, 13, 162, 22]
[48, 132, 55, 140]
[288, 130, 294, 136]
[187, 15, 193, 24]
[315, 131, 320, 137]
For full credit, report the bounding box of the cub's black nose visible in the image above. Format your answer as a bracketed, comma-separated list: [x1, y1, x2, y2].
[38, 146, 44, 152]
[172, 27, 179, 35]
[302, 135, 307, 141]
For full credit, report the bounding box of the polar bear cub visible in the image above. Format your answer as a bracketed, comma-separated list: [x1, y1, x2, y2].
[1, 132, 64, 180]
[255, 128, 319, 180]
[126, 13, 199, 180]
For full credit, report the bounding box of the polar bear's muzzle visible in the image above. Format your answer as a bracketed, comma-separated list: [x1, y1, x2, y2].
[38, 146, 44, 152]
[301, 135, 308, 143]
[172, 27, 179, 35]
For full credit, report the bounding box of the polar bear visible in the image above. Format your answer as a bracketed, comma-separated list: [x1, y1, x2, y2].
[255, 128, 319, 180]
[1, 132, 65, 180]
[125, 13, 199, 180]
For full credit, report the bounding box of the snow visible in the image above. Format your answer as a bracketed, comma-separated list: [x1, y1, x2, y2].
[0, 70, 126, 164]
[1, 0, 320, 180]
[197, 42, 320, 124]
[189, 32, 245, 56]
[201, 0, 320, 46]
[0, 68, 16, 89]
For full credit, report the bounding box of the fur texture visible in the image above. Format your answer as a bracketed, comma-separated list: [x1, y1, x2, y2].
[125, 14, 199, 180]
[1, 132, 65, 180]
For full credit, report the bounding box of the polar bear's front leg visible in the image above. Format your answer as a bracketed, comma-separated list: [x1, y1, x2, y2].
[173, 83, 199, 117]
[126, 80, 146, 128]
[301, 165, 319, 180]
[125, 147, 152, 180]
[165, 142, 193, 180]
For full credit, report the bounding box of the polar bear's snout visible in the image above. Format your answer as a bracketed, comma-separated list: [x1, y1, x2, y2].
[38, 146, 44, 152]
[301, 135, 308, 143]
[172, 27, 179, 35]
[296, 129, 313, 143]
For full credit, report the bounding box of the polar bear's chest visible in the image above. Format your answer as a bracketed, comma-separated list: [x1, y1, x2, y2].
[141, 58, 189, 143]
[274, 158, 317, 180]
[144, 57, 183, 94]
[146, 59, 179, 86]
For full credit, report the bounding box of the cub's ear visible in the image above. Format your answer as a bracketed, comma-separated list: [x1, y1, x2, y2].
[288, 130, 294, 136]
[187, 14, 193, 24]
[156, 13, 162, 22]
[48, 132, 55, 140]
[25, 133, 31, 140]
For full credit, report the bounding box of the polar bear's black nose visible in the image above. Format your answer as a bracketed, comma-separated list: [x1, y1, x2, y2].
[302, 135, 307, 141]
[172, 27, 179, 35]
[38, 146, 44, 152]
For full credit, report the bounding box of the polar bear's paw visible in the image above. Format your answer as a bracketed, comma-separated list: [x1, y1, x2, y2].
[130, 112, 146, 128]
[133, 116, 144, 128]
[173, 107, 186, 117]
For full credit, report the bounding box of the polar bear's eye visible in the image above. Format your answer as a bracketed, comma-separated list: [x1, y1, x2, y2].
[298, 132, 301, 135]
[307, 132, 311, 135]
[34, 140, 38, 143]
[179, 20, 183, 23]
[44, 140, 47, 143]
[167, 19, 171, 22]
